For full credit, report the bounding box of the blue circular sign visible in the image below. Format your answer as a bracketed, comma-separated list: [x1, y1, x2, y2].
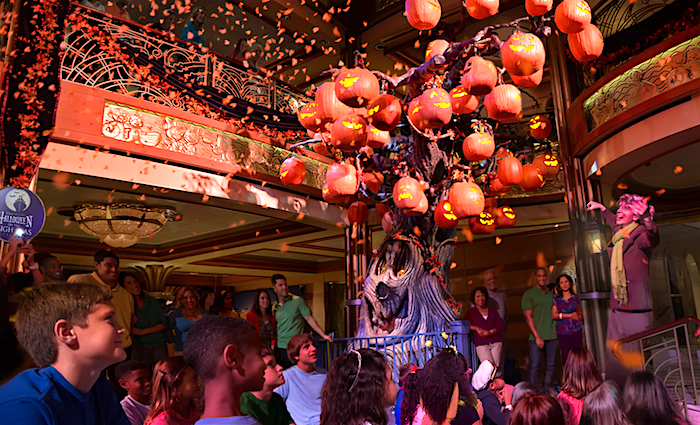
[0, 187, 46, 242]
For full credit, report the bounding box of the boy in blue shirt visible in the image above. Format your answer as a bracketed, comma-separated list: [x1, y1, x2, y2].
[0, 283, 129, 425]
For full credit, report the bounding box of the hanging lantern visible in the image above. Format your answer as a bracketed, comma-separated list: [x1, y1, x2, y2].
[298, 102, 328, 132]
[381, 212, 393, 233]
[495, 206, 517, 228]
[469, 211, 496, 234]
[322, 184, 352, 204]
[461, 56, 498, 96]
[316, 82, 351, 123]
[407, 96, 428, 130]
[366, 125, 391, 149]
[489, 175, 512, 196]
[326, 163, 359, 196]
[406, 0, 442, 30]
[464, 0, 499, 19]
[568, 24, 604, 62]
[448, 181, 485, 218]
[367, 94, 402, 131]
[334, 68, 381, 108]
[362, 172, 385, 193]
[501, 31, 545, 77]
[330, 114, 368, 152]
[519, 164, 545, 191]
[434, 200, 460, 228]
[485, 84, 523, 123]
[426, 39, 450, 62]
[497, 156, 523, 185]
[511, 68, 544, 88]
[533, 154, 560, 178]
[449, 86, 479, 115]
[348, 201, 369, 224]
[462, 132, 495, 162]
[393, 177, 424, 210]
[529, 115, 553, 139]
[405, 193, 429, 216]
[555, 0, 592, 34]
[419, 87, 452, 129]
[279, 157, 306, 185]
[525, 0, 552, 16]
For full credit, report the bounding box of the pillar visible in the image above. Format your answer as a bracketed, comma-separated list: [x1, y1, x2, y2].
[345, 223, 372, 337]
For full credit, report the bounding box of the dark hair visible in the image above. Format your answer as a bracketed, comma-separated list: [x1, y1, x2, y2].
[261, 346, 274, 358]
[271, 274, 286, 284]
[511, 382, 541, 407]
[509, 393, 566, 425]
[287, 333, 314, 364]
[470, 286, 489, 304]
[197, 287, 214, 310]
[252, 289, 272, 318]
[400, 367, 422, 425]
[417, 350, 474, 424]
[321, 349, 390, 425]
[116, 360, 149, 381]
[35, 252, 58, 268]
[581, 381, 629, 425]
[624, 371, 686, 425]
[94, 249, 119, 264]
[16, 283, 112, 367]
[211, 289, 232, 315]
[183, 315, 259, 381]
[555, 274, 576, 297]
[144, 356, 196, 425]
[398, 362, 417, 385]
[561, 348, 602, 399]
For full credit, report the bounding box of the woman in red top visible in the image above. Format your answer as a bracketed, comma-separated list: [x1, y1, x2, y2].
[246, 289, 277, 348]
[463, 286, 505, 369]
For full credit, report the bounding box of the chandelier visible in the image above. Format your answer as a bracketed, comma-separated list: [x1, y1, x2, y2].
[66, 203, 180, 248]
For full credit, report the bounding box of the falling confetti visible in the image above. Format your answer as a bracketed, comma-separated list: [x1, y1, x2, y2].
[495, 237, 502, 245]
[673, 166, 683, 174]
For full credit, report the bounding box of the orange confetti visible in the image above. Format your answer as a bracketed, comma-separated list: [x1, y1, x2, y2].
[461, 228, 474, 243]
[296, 212, 305, 220]
[202, 194, 209, 202]
[413, 226, 422, 237]
[151, 249, 157, 254]
[280, 243, 289, 252]
[673, 166, 683, 174]
[495, 237, 502, 245]
[255, 231, 261, 236]
[450, 262, 457, 269]
[617, 183, 628, 190]
[655, 188, 666, 196]
[607, 340, 643, 368]
[468, 280, 474, 285]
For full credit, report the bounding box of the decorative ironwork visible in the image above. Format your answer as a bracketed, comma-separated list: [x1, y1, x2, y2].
[583, 35, 700, 131]
[101, 102, 328, 189]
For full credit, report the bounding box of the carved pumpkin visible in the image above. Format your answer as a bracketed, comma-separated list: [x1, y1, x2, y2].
[448, 181, 485, 218]
[406, 0, 442, 30]
[461, 56, 498, 96]
[501, 32, 545, 76]
[316, 82, 351, 123]
[434, 200, 460, 228]
[426, 39, 450, 62]
[419, 87, 452, 129]
[381, 212, 393, 233]
[568, 24, 604, 62]
[464, 0, 499, 19]
[529, 115, 553, 139]
[469, 211, 496, 234]
[279, 157, 306, 185]
[367, 94, 402, 131]
[484, 84, 522, 123]
[449, 86, 479, 115]
[405, 192, 429, 216]
[322, 184, 352, 204]
[489, 175, 512, 196]
[555, 0, 592, 34]
[326, 163, 359, 196]
[511, 68, 543, 88]
[495, 206, 517, 228]
[348, 201, 369, 224]
[366, 125, 391, 149]
[393, 177, 423, 209]
[407, 97, 429, 130]
[334, 68, 380, 108]
[362, 172, 384, 193]
[519, 164, 545, 191]
[525, 0, 552, 16]
[330, 114, 368, 152]
[533, 154, 560, 178]
[497, 156, 523, 185]
[298, 102, 328, 132]
[462, 132, 495, 162]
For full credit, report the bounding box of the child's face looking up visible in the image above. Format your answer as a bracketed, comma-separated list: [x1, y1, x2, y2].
[178, 366, 202, 404]
[262, 355, 285, 389]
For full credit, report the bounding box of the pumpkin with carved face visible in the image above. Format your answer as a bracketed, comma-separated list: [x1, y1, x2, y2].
[298, 102, 328, 132]
[568, 24, 604, 62]
[525, 0, 552, 16]
[407, 96, 429, 130]
[489, 175, 512, 196]
[533, 154, 560, 178]
[322, 184, 352, 204]
[348, 201, 369, 224]
[330, 114, 368, 152]
[497, 156, 523, 185]
[334, 68, 380, 108]
[501, 32, 545, 77]
[393, 177, 424, 210]
[555, 0, 592, 34]
[511, 68, 544, 88]
[405, 192, 429, 216]
[316, 82, 351, 123]
[462, 132, 495, 162]
[529, 115, 553, 139]
[519, 164, 545, 191]
[279, 157, 306, 185]
[485, 84, 522, 123]
[419, 88, 452, 129]
[434, 200, 460, 228]
[495, 206, 517, 228]
[469, 211, 496, 234]
[461, 56, 498, 96]
[448, 181, 485, 218]
[406, 0, 442, 30]
[425, 39, 450, 62]
[464, 0, 499, 19]
[326, 162, 359, 196]
[449, 86, 479, 115]
[367, 94, 402, 131]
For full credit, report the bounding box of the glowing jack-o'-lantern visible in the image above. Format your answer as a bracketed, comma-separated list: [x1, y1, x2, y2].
[419, 88, 452, 129]
[461, 56, 498, 96]
[448, 181, 485, 218]
[555, 0, 592, 34]
[405, 193, 429, 216]
[316, 82, 351, 123]
[362, 172, 384, 193]
[279, 157, 306, 185]
[469, 211, 496, 234]
[330, 114, 368, 152]
[426, 39, 450, 62]
[449, 86, 479, 115]
[519, 164, 545, 192]
[489, 175, 512, 196]
[462, 132, 495, 162]
[334, 68, 380, 108]
[322, 184, 352, 204]
[366, 125, 391, 149]
[497, 156, 523, 185]
[568, 24, 604, 63]
[393, 177, 423, 210]
[511, 68, 543, 88]
[406, 0, 442, 30]
[348, 201, 369, 224]
[367, 94, 402, 131]
[525, 0, 552, 16]
[501, 32, 545, 77]
[533, 154, 560, 178]
[464, 0, 499, 19]
[326, 163, 359, 196]
[529, 115, 553, 139]
[485, 84, 522, 123]
[407, 96, 429, 130]
[298, 102, 328, 133]
[495, 206, 517, 228]
[434, 200, 459, 229]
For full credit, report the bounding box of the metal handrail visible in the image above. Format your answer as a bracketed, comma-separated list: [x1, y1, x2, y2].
[620, 317, 700, 344]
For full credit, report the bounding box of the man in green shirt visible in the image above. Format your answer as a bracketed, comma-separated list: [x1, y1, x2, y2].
[271, 274, 331, 369]
[521, 267, 557, 388]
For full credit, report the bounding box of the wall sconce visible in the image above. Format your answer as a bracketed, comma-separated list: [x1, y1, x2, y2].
[584, 220, 605, 255]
